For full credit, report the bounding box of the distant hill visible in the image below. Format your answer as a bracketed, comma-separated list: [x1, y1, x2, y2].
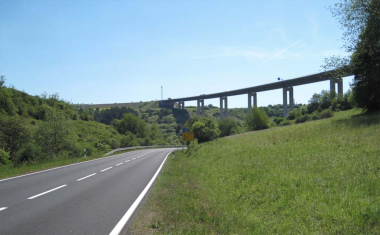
[74, 101, 159, 110]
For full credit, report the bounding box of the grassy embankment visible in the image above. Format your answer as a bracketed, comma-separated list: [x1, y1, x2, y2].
[130, 109, 380, 234]
[0, 150, 107, 180]
[0, 145, 154, 180]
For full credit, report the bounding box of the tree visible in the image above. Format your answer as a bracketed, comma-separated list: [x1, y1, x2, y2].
[286, 109, 302, 121]
[112, 113, 147, 137]
[322, 0, 380, 111]
[307, 93, 321, 114]
[176, 124, 182, 135]
[35, 110, 74, 156]
[320, 90, 333, 110]
[186, 116, 220, 143]
[0, 75, 5, 88]
[245, 107, 270, 131]
[218, 118, 238, 137]
[0, 115, 30, 157]
[149, 123, 167, 145]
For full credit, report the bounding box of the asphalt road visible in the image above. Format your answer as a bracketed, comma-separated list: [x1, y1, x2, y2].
[0, 148, 174, 235]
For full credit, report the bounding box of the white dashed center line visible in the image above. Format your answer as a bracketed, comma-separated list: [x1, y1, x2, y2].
[101, 167, 112, 172]
[116, 163, 123, 166]
[77, 173, 96, 182]
[125, 160, 130, 163]
[132, 158, 136, 160]
[28, 185, 67, 200]
[0, 207, 7, 212]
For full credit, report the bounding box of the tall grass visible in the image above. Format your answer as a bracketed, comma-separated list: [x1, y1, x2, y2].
[130, 110, 380, 234]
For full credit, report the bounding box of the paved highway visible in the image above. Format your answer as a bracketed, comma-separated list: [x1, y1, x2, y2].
[0, 148, 174, 235]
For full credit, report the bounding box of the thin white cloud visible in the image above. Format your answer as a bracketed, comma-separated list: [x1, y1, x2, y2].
[309, 16, 319, 38]
[257, 37, 306, 67]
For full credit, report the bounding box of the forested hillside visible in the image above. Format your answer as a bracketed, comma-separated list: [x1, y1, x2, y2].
[0, 81, 181, 168]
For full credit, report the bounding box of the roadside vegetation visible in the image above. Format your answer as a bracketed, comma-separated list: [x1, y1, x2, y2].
[130, 109, 380, 234]
[0, 76, 354, 180]
[0, 80, 182, 179]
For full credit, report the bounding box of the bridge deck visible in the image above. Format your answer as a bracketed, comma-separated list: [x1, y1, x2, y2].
[164, 68, 353, 103]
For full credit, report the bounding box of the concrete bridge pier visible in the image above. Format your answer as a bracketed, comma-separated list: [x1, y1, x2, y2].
[330, 79, 343, 97]
[197, 99, 205, 116]
[178, 101, 185, 109]
[248, 92, 257, 111]
[220, 96, 228, 119]
[283, 86, 294, 117]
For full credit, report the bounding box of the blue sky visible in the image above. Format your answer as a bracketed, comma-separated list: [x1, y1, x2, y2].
[0, 0, 352, 108]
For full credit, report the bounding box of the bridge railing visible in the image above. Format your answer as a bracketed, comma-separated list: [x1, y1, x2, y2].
[104, 145, 186, 156]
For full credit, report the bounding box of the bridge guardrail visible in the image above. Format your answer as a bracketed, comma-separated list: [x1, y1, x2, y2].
[104, 145, 186, 156]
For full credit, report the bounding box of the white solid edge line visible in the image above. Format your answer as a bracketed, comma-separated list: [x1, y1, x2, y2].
[0, 150, 145, 183]
[116, 163, 123, 166]
[109, 151, 171, 235]
[28, 185, 67, 200]
[77, 173, 97, 181]
[101, 167, 113, 172]
[0, 207, 7, 211]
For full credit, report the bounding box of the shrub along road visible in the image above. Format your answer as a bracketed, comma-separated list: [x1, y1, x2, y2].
[0, 149, 173, 235]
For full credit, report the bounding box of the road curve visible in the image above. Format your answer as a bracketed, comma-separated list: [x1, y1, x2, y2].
[0, 148, 174, 235]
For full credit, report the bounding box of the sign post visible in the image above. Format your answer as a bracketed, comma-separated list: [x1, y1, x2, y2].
[183, 132, 194, 141]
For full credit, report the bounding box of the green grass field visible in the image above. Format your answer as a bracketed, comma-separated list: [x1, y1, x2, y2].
[130, 109, 380, 234]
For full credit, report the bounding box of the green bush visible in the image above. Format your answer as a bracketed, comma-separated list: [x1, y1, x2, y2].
[0, 115, 30, 158]
[13, 143, 42, 165]
[120, 133, 136, 147]
[311, 109, 334, 120]
[286, 109, 302, 120]
[272, 117, 284, 126]
[35, 110, 75, 157]
[320, 109, 334, 119]
[279, 120, 291, 126]
[191, 120, 220, 143]
[0, 148, 11, 165]
[295, 114, 310, 124]
[331, 98, 339, 111]
[95, 142, 108, 151]
[112, 113, 147, 137]
[186, 116, 220, 143]
[107, 138, 120, 149]
[218, 118, 238, 137]
[245, 107, 270, 131]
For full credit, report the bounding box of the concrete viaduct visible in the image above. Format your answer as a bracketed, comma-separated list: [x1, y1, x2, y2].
[160, 69, 353, 119]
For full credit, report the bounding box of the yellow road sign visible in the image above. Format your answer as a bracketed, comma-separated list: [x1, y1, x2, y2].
[183, 132, 194, 141]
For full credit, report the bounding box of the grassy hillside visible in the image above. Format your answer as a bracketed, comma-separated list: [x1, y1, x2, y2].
[130, 109, 380, 234]
[0, 84, 175, 179]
